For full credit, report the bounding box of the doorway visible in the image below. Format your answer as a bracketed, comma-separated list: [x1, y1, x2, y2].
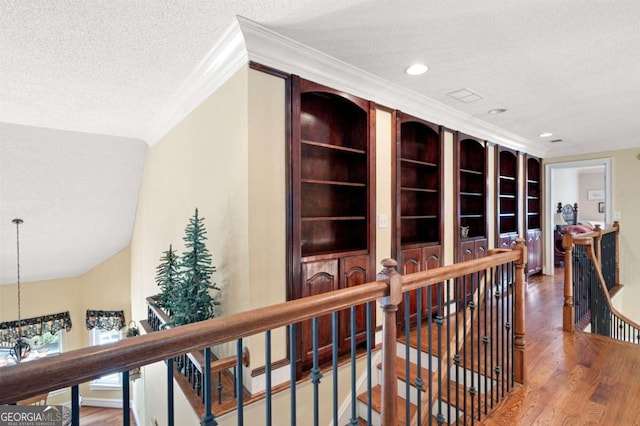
[544, 158, 613, 274]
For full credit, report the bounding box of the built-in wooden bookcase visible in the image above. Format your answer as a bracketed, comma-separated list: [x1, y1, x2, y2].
[525, 155, 542, 275]
[455, 134, 488, 303]
[290, 76, 376, 371]
[393, 112, 443, 325]
[496, 146, 520, 248]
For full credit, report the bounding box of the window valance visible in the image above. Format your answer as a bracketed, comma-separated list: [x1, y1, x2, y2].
[85, 310, 126, 331]
[0, 311, 72, 344]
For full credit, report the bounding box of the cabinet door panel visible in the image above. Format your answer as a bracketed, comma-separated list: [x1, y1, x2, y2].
[340, 255, 370, 348]
[399, 248, 422, 327]
[300, 260, 338, 368]
[422, 246, 443, 313]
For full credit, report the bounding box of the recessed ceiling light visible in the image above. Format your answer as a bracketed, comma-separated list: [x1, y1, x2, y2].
[488, 108, 507, 115]
[405, 63, 429, 76]
[538, 132, 553, 138]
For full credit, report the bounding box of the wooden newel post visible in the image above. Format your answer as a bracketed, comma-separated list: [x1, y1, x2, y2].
[376, 258, 402, 425]
[513, 238, 527, 384]
[562, 233, 574, 332]
[614, 221, 620, 286]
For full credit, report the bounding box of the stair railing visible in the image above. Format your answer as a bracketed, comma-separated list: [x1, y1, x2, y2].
[567, 236, 640, 343]
[0, 245, 525, 426]
[562, 222, 620, 332]
[405, 240, 527, 425]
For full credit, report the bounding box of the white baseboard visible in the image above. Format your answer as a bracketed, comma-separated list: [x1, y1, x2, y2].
[82, 397, 130, 409]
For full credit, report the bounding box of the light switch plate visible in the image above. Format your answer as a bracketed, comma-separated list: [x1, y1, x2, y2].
[378, 214, 388, 228]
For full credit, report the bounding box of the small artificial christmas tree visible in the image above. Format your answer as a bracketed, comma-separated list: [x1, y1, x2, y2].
[155, 244, 180, 314]
[171, 208, 219, 326]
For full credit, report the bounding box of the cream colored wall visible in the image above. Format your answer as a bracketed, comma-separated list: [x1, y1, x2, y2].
[130, 67, 250, 423]
[443, 131, 455, 265]
[545, 148, 640, 321]
[246, 69, 287, 371]
[375, 108, 393, 269]
[487, 145, 496, 249]
[0, 247, 131, 404]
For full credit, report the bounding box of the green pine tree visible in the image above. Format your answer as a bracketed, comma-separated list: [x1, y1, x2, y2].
[172, 208, 219, 326]
[155, 244, 180, 314]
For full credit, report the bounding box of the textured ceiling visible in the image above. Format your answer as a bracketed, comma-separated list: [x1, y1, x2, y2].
[1, 0, 640, 283]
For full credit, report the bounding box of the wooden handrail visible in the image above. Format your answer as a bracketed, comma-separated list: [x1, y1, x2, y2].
[0, 246, 526, 420]
[0, 280, 387, 404]
[563, 222, 620, 332]
[584, 238, 640, 332]
[411, 240, 527, 425]
[402, 249, 519, 290]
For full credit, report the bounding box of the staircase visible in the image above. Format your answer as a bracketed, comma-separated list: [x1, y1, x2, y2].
[355, 297, 511, 425]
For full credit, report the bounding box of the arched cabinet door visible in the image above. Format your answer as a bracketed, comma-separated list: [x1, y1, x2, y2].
[300, 260, 338, 368]
[339, 255, 372, 348]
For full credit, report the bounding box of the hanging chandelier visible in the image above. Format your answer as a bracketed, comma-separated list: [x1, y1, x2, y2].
[10, 218, 31, 363]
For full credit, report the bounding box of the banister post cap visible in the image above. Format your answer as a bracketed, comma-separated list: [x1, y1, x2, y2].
[381, 258, 397, 269]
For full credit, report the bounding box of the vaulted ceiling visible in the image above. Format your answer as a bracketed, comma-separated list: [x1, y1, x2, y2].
[2, 1, 639, 284]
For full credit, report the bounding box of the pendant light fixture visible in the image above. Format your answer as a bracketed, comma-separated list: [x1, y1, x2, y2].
[9, 218, 31, 363]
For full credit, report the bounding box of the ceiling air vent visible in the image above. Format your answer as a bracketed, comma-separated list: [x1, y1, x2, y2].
[447, 88, 483, 103]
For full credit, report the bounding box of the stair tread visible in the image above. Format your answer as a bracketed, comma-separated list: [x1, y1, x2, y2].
[357, 384, 416, 426]
[398, 312, 466, 355]
[377, 357, 434, 390]
[438, 379, 487, 415]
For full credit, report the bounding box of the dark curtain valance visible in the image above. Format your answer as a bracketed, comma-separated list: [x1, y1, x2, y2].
[85, 310, 125, 331]
[0, 311, 72, 344]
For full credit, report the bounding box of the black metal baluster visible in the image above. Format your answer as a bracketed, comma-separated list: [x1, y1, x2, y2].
[349, 306, 358, 426]
[366, 302, 373, 426]
[428, 281, 433, 426]
[332, 311, 339, 426]
[416, 287, 424, 426]
[167, 358, 175, 426]
[469, 273, 476, 425]
[217, 371, 222, 405]
[405, 291, 411, 426]
[311, 317, 322, 426]
[289, 324, 297, 426]
[201, 347, 215, 426]
[236, 339, 244, 426]
[436, 281, 444, 425]
[266, 330, 272, 426]
[454, 277, 460, 425]
[71, 384, 80, 426]
[446, 278, 452, 425]
[122, 370, 130, 426]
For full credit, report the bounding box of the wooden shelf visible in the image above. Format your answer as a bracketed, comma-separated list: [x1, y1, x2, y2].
[401, 187, 437, 193]
[400, 158, 438, 168]
[301, 139, 366, 154]
[402, 215, 438, 220]
[301, 216, 366, 222]
[293, 76, 376, 372]
[461, 214, 484, 218]
[460, 168, 483, 175]
[499, 175, 516, 181]
[396, 113, 442, 250]
[499, 194, 516, 199]
[499, 213, 516, 217]
[460, 191, 483, 197]
[302, 179, 366, 187]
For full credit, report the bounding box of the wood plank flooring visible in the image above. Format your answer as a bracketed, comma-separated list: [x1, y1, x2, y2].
[480, 269, 640, 425]
[79, 406, 135, 425]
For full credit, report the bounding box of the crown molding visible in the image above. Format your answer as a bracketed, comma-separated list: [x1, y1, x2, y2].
[146, 15, 549, 157]
[144, 19, 248, 145]
[237, 16, 548, 158]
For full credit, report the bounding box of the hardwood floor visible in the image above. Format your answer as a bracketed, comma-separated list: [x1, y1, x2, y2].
[79, 406, 135, 425]
[480, 269, 640, 425]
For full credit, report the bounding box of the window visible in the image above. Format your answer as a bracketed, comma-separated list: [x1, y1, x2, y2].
[0, 331, 66, 368]
[89, 328, 122, 389]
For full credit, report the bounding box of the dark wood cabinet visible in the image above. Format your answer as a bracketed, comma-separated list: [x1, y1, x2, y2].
[393, 112, 443, 326]
[455, 134, 488, 304]
[455, 134, 488, 252]
[290, 76, 376, 371]
[525, 155, 542, 275]
[496, 146, 520, 244]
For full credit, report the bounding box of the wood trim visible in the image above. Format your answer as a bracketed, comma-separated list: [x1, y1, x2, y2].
[248, 61, 289, 79]
[250, 358, 289, 377]
[0, 280, 387, 404]
[391, 109, 399, 260]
